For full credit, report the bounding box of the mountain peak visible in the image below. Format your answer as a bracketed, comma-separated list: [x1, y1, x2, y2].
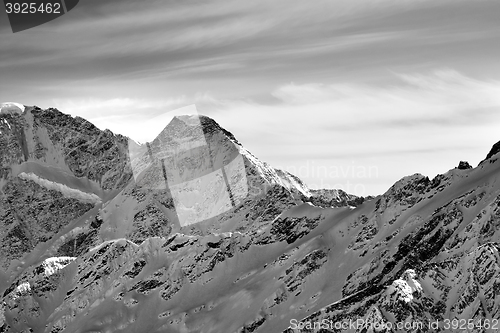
[172, 114, 210, 124]
[126, 111, 311, 229]
[172, 113, 235, 135]
[148, 113, 239, 153]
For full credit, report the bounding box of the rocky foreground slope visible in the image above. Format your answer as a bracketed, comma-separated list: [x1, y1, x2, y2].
[1, 103, 499, 333]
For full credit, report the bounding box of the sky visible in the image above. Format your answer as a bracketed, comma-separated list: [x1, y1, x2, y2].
[1, 0, 500, 196]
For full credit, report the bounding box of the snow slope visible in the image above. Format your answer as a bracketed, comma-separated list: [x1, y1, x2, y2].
[0, 102, 24, 115]
[18, 172, 101, 204]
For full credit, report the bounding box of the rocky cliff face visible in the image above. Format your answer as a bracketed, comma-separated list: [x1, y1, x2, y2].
[0, 105, 132, 276]
[1, 104, 499, 333]
[484, 140, 500, 163]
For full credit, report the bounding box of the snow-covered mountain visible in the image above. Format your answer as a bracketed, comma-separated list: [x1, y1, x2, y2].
[1, 104, 499, 333]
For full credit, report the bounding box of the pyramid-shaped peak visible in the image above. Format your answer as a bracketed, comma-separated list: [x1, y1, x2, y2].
[170, 114, 219, 128]
[155, 113, 238, 147]
[172, 114, 205, 124]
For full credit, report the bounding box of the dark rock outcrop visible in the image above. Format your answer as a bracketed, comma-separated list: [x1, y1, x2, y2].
[482, 140, 500, 163]
[457, 160, 472, 169]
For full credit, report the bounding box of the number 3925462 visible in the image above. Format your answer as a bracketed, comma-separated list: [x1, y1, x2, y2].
[5, 2, 61, 14]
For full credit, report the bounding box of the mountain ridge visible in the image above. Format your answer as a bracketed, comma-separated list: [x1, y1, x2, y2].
[1, 104, 500, 333]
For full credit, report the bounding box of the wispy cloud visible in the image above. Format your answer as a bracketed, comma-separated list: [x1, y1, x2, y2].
[199, 69, 500, 194]
[2, 0, 498, 81]
[214, 69, 500, 137]
[2, 0, 500, 195]
[52, 97, 188, 118]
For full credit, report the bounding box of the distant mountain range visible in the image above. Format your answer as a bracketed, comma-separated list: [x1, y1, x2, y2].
[1, 103, 499, 333]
